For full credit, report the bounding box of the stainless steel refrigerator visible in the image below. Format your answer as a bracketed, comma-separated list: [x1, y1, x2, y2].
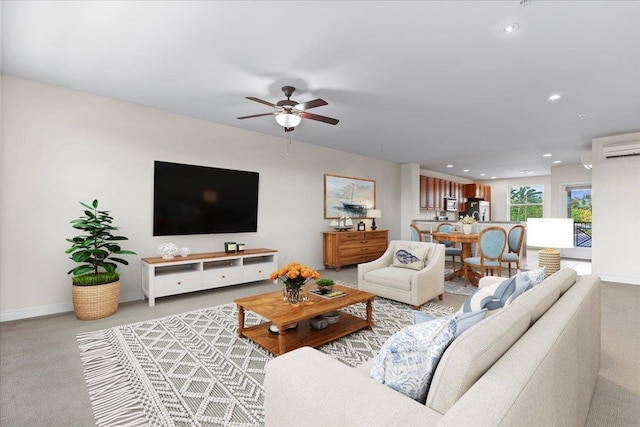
[463, 198, 490, 221]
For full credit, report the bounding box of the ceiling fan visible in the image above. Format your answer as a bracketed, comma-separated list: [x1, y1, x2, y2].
[237, 86, 339, 132]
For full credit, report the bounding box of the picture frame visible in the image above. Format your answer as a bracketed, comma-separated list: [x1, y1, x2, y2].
[324, 174, 376, 219]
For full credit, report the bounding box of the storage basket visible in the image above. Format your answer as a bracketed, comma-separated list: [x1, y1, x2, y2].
[72, 280, 120, 320]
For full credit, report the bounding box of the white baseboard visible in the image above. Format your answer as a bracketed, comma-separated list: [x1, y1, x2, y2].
[0, 292, 144, 322]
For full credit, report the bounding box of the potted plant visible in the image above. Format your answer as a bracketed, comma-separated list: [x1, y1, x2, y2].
[65, 199, 136, 320]
[315, 278, 335, 293]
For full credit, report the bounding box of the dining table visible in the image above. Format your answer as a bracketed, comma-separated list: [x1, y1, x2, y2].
[432, 231, 481, 286]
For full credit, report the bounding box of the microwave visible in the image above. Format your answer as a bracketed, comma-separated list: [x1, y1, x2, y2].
[445, 198, 458, 212]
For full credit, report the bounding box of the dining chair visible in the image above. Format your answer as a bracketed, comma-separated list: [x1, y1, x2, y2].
[435, 223, 462, 270]
[410, 224, 424, 242]
[502, 225, 525, 276]
[463, 226, 507, 285]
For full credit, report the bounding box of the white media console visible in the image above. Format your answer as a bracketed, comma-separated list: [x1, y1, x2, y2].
[141, 248, 278, 306]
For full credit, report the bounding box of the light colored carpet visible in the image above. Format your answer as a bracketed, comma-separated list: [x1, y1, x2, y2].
[77, 284, 454, 426]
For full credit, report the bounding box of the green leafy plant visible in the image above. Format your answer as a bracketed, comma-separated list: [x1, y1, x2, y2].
[65, 199, 136, 283]
[72, 271, 119, 285]
[316, 278, 335, 287]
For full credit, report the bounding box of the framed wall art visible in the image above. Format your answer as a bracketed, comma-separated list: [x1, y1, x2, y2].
[324, 174, 376, 219]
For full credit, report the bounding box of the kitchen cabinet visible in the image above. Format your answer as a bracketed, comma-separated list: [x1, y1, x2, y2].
[464, 183, 492, 202]
[420, 176, 467, 211]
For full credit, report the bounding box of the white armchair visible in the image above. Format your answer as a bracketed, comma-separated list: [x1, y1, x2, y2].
[358, 240, 445, 309]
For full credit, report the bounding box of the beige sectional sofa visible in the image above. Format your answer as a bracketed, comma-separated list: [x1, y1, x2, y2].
[264, 268, 601, 426]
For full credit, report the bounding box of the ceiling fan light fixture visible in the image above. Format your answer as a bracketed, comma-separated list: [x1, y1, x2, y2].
[275, 113, 302, 128]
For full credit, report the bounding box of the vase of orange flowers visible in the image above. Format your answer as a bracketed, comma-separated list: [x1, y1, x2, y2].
[270, 262, 320, 304]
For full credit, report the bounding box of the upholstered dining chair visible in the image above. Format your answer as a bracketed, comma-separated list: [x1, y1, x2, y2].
[410, 224, 424, 242]
[435, 223, 462, 270]
[502, 225, 525, 276]
[463, 226, 507, 285]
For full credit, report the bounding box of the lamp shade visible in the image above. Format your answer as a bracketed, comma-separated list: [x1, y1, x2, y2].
[367, 209, 381, 218]
[275, 113, 302, 128]
[526, 218, 574, 249]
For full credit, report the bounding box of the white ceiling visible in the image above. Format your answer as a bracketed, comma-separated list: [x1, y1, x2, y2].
[2, 1, 639, 179]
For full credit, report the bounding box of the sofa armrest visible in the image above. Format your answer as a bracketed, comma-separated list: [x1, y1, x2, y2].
[412, 244, 445, 301]
[265, 347, 443, 427]
[358, 243, 395, 281]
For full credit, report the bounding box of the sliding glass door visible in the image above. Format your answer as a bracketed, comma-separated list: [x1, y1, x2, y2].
[563, 186, 592, 260]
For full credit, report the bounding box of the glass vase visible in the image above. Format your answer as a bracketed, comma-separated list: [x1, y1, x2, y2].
[285, 284, 302, 304]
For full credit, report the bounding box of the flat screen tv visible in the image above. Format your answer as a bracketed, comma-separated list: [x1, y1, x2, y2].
[153, 161, 259, 236]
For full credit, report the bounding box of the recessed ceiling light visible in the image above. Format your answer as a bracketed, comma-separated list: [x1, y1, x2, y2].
[503, 23, 520, 33]
[491, 176, 497, 179]
[548, 94, 561, 101]
[542, 153, 552, 157]
[446, 164, 453, 168]
[579, 113, 587, 118]
[463, 169, 470, 172]
[553, 160, 562, 164]
[520, 170, 534, 174]
[480, 173, 486, 176]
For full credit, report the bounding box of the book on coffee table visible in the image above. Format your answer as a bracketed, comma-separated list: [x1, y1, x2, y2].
[309, 289, 347, 299]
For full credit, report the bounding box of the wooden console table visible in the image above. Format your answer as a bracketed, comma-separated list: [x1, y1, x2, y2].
[322, 230, 388, 271]
[141, 248, 278, 306]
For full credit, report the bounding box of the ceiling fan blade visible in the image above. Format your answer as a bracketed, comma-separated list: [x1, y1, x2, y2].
[245, 97, 276, 108]
[237, 112, 275, 119]
[300, 112, 340, 125]
[296, 98, 328, 110]
[284, 127, 295, 132]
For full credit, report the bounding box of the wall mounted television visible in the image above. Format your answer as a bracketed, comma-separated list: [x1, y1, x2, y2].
[153, 161, 259, 236]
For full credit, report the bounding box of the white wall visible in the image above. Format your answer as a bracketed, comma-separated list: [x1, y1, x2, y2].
[591, 132, 640, 284]
[0, 75, 401, 321]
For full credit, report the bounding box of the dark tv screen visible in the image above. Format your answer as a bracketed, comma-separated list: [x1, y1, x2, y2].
[153, 161, 259, 236]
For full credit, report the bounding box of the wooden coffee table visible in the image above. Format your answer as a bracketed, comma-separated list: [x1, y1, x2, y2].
[235, 284, 376, 356]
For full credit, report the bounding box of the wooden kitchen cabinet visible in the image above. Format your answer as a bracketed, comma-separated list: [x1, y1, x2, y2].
[420, 176, 468, 210]
[322, 230, 388, 271]
[464, 183, 492, 202]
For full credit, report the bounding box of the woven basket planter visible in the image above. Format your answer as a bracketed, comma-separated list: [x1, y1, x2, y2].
[72, 280, 120, 320]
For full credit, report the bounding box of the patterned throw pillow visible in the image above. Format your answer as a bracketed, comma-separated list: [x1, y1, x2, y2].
[516, 267, 546, 292]
[413, 309, 487, 338]
[458, 276, 517, 313]
[392, 242, 430, 270]
[370, 315, 457, 403]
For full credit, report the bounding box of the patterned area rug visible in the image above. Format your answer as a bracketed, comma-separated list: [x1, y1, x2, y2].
[77, 283, 454, 427]
[444, 270, 479, 296]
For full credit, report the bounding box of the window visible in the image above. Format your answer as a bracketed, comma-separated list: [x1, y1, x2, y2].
[567, 186, 592, 247]
[509, 185, 543, 221]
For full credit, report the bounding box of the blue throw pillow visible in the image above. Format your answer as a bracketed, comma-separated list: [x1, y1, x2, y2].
[516, 268, 546, 292]
[371, 315, 457, 403]
[413, 309, 487, 338]
[458, 275, 517, 313]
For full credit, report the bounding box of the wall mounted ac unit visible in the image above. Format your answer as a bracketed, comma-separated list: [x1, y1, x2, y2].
[602, 140, 640, 158]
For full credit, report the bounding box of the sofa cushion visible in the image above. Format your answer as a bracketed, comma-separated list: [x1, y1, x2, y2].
[364, 267, 414, 291]
[508, 268, 576, 325]
[413, 309, 488, 338]
[371, 315, 457, 404]
[426, 304, 532, 414]
[392, 241, 431, 270]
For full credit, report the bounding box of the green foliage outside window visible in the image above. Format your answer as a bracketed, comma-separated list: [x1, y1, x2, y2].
[509, 186, 543, 222]
[570, 193, 592, 223]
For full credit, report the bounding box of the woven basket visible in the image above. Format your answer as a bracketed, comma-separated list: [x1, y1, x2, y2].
[72, 280, 120, 320]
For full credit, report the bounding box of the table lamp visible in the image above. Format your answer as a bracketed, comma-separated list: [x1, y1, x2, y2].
[367, 209, 381, 231]
[526, 218, 574, 275]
